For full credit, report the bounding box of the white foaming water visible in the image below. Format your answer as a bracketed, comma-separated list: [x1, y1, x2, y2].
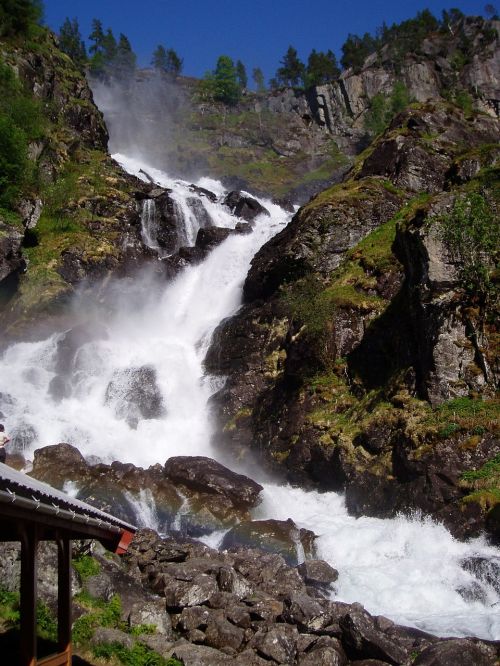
[1, 155, 498, 640]
[254, 485, 500, 640]
[0, 156, 288, 466]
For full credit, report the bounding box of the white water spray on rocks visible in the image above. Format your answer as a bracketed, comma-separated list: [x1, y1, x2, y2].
[0, 155, 498, 640]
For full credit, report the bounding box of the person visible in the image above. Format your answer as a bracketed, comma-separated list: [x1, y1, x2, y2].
[0, 424, 10, 464]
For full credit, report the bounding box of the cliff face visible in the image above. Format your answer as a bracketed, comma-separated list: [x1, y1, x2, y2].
[102, 16, 499, 202]
[205, 101, 500, 541]
[0, 30, 156, 341]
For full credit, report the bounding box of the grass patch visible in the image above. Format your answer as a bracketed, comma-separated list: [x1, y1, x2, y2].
[73, 554, 101, 581]
[92, 641, 180, 666]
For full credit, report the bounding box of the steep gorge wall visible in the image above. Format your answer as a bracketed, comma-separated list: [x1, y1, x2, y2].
[205, 101, 500, 541]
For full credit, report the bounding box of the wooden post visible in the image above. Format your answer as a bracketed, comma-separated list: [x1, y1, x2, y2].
[57, 536, 72, 665]
[20, 525, 38, 666]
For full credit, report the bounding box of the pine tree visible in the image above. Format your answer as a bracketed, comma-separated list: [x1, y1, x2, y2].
[58, 17, 87, 68]
[236, 60, 247, 90]
[165, 48, 183, 76]
[305, 49, 340, 87]
[252, 67, 266, 92]
[114, 33, 136, 80]
[275, 46, 305, 88]
[0, 0, 43, 37]
[152, 45, 168, 71]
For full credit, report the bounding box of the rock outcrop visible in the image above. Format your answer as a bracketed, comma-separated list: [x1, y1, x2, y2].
[29, 444, 264, 536]
[206, 102, 500, 540]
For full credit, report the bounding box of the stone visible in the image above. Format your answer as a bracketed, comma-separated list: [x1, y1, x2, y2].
[249, 624, 299, 663]
[91, 627, 134, 650]
[221, 518, 316, 566]
[189, 184, 217, 202]
[224, 191, 270, 221]
[83, 571, 115, 602]
[204, 613, 245, 651]
[164, 456, 263, 509]
[128, 598, 172, 638]
[339, 607, 409, 664]
[170, 642, 232, 665]
[412, 638, 496, 665]
[298, 647, 348, 666]
[164, 573, 219, 609]
[195, 227, 232, 254]
[105, 365, 166, 428]
[297, 560, 339, 587]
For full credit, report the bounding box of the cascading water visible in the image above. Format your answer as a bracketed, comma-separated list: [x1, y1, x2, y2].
[1, 155, 499, 641]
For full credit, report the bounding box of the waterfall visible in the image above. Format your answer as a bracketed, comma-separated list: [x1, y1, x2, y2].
[140, 198, 159, 250]
[0, 155, 498, 641]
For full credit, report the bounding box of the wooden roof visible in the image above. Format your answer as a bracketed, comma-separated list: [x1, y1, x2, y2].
[0, 463, 136, 553]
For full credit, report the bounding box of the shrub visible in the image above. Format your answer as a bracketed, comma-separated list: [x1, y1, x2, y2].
[437, 193, 498, 308]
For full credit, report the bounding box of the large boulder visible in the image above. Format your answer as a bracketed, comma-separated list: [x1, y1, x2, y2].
[164, 456, 263, 510]
[221, 518, 316, 566]
[105, 365, 166, 428]
[224, 191, 270, 222]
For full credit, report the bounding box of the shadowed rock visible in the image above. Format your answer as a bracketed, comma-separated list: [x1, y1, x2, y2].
[164, 456, 263, 510]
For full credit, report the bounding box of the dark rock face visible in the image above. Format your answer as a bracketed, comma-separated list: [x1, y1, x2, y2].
[195, 227, 233, 254]
[224, 191, 270, 222]
[121, 528, 500, 665]
[164, 456, 263, 511]
[29, 445, 264, 536]
[105, 365, 166, 428]
[205, 102, 500, 540]
[0, 222, 25, 285]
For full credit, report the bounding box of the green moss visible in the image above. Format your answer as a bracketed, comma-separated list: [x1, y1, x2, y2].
[73, 554, 101, 580]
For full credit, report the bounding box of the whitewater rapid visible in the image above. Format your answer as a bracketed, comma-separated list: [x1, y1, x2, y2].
[1, 155, 499, 640]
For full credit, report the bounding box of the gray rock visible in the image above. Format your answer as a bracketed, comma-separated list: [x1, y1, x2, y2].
[170, 642, 232, 665]
[105, 365, 166, 428]
[224, 191, 270, 221]
[83, 571, 115, 602]
[413, 638, 496, 666]
[164, 456, 263, 509]
[298, 646, 348, 666]
[340, 608, 409, 664]
[204, 612, 245, 651]
[164, 573, 219, 609]
[249, 624, 299, 663]
[91, 627, 134, 649]
[128, 598, 172, 638]
[297, 560, 339, 586]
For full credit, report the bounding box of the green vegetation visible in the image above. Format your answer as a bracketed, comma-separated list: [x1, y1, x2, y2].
[73, 554, 101, 580]
[0, 0, 42, 38]
[364, 82, 411, 137]
[151, 45, 183, 77]
[92, 641, 181, 666]
[199, 55, 242, 105]
[0, 586, 58, 642]
[0, 56, 45, 208]
[342, 9, 439, 72]
[0, 587, 20, 627]
[87, 18, 136, 81]
[436, 192, 498, 309]
[58, 17, 87, 69]
[461, 453, 500, 510]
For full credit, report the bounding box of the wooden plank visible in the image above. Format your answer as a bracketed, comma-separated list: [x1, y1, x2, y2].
[37, 650, 70, 666]
[20, 525, 37, 666]
[57, 536, 72, 661]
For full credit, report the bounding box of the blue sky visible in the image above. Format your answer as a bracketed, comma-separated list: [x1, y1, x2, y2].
[43, 0, 493, 81]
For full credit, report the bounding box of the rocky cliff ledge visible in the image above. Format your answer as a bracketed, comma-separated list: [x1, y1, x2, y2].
[206, 101, 499, 541]
[0, 29, 161, 341]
